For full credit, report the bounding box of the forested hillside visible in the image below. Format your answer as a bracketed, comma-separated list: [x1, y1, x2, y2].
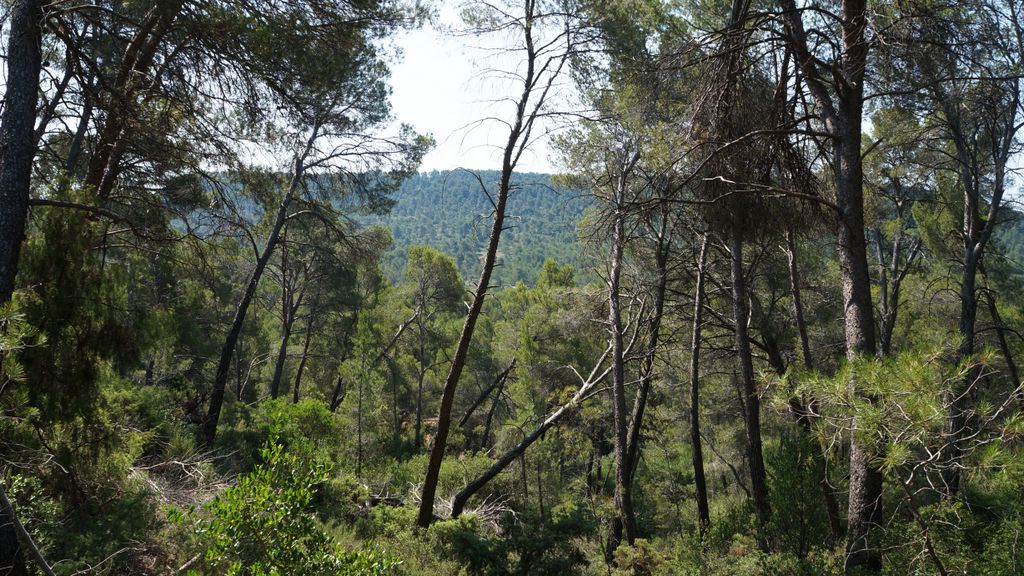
[2, 1, 1024, 576]
[363, 170, 591, 285]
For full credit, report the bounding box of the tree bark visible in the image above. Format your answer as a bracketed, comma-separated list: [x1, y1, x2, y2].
[778, 0, 882, 569]
[624, 226, 669, 485]
[729, 230, 771, 550]
[270, 272, 301, 400]
[0, 3, 44, 571]
[292, 308, 315, 403]
[415, 0, 553, 527]
[689, 235, 711, 536]
[0, 0, 44, 303]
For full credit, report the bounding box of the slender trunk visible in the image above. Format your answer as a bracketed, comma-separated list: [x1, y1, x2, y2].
[357, 376, 364, 476]
[786, 229, 843, 538]
[608, 175, 638, 548]
[690, 235, 711, 535]
[415, 318, 426, 450]
[85, 3, 182, 201]
[270, 293, 299, 400]
[329, 377, 346, 412]
[203, 156, 306, 447]
[986, 291, 1022, 403]
[415, 8, 543, 523]
[480, 374, 504, 451]
[729, 230, 771, 550]
[945, 248, 980, 493]
[292, 310, 315, 403]
[624, 237, 669, 484]
[0, 0, 43, 302]
[460, 360, 516, 429]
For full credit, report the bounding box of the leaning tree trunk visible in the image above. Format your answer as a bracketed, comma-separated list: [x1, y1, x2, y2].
[624, 231, 669, 484]
[689, 235, 711, 535]
[203, 157, 305, 447]
[415, 1, 549, 526]
[729, 229, 771, 550]
[0, 2, 44, 573]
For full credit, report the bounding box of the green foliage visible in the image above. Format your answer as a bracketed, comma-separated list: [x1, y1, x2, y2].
[174, 438, 399, 576]
[362, 171, 593, 286]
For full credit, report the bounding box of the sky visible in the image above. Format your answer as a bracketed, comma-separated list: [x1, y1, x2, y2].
[386, 12, 561, 174]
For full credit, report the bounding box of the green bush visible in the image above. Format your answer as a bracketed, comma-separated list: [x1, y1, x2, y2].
[172, 438, 399, 575]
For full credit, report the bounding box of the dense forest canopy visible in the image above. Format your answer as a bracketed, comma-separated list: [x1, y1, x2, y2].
[1, 0, 1024, 575]
[362, 170, 592, 285]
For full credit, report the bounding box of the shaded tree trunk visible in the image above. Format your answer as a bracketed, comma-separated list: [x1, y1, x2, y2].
[729, 230, 770, 550]
[786, 228, 843, 539]
[624, 224, 670, 484]
[0, 0, 44, 302]
[292, 309, 315, 403]
[778, 0, 882, 569]
[0, 2, 44, 571]
[690, 235, 711, 536]
[203, 147, 312, 447]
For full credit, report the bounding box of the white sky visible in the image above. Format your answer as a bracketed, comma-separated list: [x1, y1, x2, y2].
[386, 11, 561, 174]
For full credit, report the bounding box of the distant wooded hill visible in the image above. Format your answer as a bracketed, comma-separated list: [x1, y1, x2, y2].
[364, 170, 593, 286]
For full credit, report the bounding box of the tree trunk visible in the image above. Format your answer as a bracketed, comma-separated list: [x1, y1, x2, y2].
[986, 290, 1022, 404]
[0, 3, 43, 571]
[203, 157, 305, 447]
[269, 288, 300, 400]
[729, 230, 771, 550]
[690, 235, 711, 536]
[624, 231, 669, 485]
[292, 309, 315, 403]
[415, 317, 427, 450]
[0, 0, 43, 303]
[415, 2, 547, 525]
[607, 169, 638, 548]
[945, 247, 980, 494]
[786, 228, 843, 539]
[836, 125, 883, 574]
[778, 0, 881, 569]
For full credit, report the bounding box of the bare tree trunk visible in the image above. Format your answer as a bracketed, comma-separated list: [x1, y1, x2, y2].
[786, 228, 843, 539]
[329, 377, 346, 412]
[460, 360, 516, 429]
[624, 227, 670, 485]
[415, 315, 427, 450]
[292, 309, 315, 403]
[729, 230, 771, 550]
[985, 290, 1022, 403]
[270, 284, 301, 400]
[203, 145, 313, 447]
[690, 235, 711, 536]
[415, 0, 561, 527]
